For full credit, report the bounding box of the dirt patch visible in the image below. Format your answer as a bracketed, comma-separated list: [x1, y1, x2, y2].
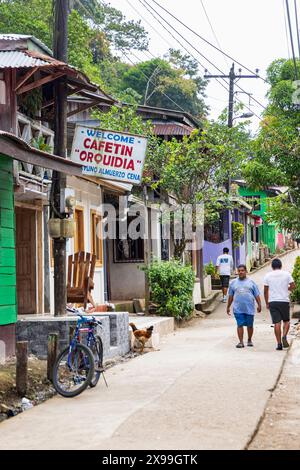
[0, 350, 147, 423]
[0, 356, 55, 422]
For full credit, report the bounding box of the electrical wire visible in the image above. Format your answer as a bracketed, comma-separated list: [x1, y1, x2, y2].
[147, 0, 268, 84]
[125, 0, 175, 50]
[199, 0, 229, 67]
[285, 0, 299, 79]
[139, 0, 266, 111]
[294, 0, 300, 58]
[75, 0, 195, 114]
[74, 0, 262, 121]
[284, 0, 292, 58]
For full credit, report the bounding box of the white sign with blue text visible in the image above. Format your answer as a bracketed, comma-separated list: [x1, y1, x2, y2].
[70, 125, 147, 185]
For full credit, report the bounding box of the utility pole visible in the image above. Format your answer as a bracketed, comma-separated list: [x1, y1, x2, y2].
[51, 0, 69, 316]
[205, 63, 259, 191]
[205, 64, 259, 268]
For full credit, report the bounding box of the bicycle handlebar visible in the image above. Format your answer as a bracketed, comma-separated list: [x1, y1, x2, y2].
[66, 307, 102, 326]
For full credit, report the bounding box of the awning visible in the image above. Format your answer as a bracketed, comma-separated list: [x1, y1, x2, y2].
[0, 131, 85, 176]
[0, 131, 133, 193]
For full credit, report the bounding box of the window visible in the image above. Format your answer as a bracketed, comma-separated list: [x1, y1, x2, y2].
[245, 196, 261, 212]
[74, 207, 85, 252]
[114, 216, 144, 263]
[91, 210, 103, 266]
[204, 211, 229, 244]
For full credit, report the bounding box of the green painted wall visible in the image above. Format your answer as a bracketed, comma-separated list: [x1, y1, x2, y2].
[0, 155, 17, 326]
[239, 187, 278, 254]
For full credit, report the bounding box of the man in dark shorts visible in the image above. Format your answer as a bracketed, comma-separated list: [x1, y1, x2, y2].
[264, 258, 295, 350]
[216, 248, 233, 303]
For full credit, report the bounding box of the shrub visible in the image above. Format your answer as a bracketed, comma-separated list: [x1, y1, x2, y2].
[204, 261, 218, 278]
[291, 256, 300, 302]
[145, 260, 195, 319]
[232, 221, 244, 247]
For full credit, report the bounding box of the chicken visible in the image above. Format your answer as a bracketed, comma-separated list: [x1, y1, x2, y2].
[129, 323, 154, 354]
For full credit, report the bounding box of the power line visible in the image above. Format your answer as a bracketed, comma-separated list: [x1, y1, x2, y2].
[285, 0, 299, 79]
[294, 0, 300, 58]
[75, 0, 194, 115]
[121, 48, 189, 113]
[148, 0, 268, 84]
[125, 0, 174, 50]
[199, 0, 229, 67]
[140, 0, 266, 111]
[284, 0, 292, 57]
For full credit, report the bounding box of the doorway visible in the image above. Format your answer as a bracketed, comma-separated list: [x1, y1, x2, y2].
[16, 207, 37, 314]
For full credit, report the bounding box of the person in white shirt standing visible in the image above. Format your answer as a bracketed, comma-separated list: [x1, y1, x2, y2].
[264, 258, 295, 350]
[216, 248, 234, 303]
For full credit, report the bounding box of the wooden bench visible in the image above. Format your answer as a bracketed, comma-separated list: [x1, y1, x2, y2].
[67, 252, 96, 309]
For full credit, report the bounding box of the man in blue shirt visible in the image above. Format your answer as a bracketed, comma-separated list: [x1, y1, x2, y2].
[227, 265, 262, 348]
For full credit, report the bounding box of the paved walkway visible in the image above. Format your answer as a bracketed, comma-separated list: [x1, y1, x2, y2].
[249, 335, 300, 450]
[0, 250, 299, 450]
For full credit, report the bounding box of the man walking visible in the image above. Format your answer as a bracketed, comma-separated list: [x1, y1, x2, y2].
[216, 247, 234, 303]
[264, 258, 295, 350]
[227, 265, 261, 348]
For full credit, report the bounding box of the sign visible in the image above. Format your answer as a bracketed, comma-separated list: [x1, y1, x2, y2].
[70, 125, 147, 185]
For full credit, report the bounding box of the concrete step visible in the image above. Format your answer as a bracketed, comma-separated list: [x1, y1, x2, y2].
[197, 290, 222, 313]
[128, 316, 175, 350]
[198, 291, 222, 315]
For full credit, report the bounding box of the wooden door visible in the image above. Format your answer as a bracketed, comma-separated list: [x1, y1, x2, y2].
[16, 208, 36, 314]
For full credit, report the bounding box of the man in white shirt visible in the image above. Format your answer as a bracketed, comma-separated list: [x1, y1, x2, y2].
[264, 258, 295, 350]
[216, 248, 234, 303]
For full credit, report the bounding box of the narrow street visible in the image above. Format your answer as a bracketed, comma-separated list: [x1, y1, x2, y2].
[0, 250, 299, 451]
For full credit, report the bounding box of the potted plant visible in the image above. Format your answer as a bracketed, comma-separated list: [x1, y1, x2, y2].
[205, 261, 220, 290]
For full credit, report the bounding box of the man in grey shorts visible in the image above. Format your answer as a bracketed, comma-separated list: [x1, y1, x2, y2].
[264, 258, 295, 350]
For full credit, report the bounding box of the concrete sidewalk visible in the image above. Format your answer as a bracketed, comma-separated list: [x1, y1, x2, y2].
[0, 250, 299, 450]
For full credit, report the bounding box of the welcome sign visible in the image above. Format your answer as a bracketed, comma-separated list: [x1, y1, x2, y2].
[70, 125, 147, 185]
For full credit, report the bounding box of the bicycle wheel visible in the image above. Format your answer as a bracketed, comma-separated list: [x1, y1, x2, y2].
[89, 335, 104, 388]
[53, 343, 95, 397]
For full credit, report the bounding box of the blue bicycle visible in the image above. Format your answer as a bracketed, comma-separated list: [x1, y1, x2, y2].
[53, 308, 104, 397]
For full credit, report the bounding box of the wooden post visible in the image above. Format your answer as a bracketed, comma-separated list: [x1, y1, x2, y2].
[47, 333, 58, 382]
[69, 326, 75, 345]
[143, 185, 150, 314]
[51, 0, 69, 316]
[16, 341, 28, 397]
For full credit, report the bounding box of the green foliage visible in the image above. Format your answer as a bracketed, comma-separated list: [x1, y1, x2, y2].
[120, 55, 208, 118]
[242, 57, 300, 232]
[77, 0, 149, 52]
[291, 256, 300, 302]
[204, 261, 217, 278]
[145, 260, 195, 319]
[266, 194, 300, 233]
[232, 222, 244, 247]
[31, 136, 52, 153]
[0, 0, 148, 91]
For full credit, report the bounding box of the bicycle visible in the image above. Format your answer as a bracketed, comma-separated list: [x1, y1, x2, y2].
[52, 307, 104, 397]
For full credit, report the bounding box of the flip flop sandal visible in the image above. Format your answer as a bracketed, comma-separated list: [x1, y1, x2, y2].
[236, 343, 245, 348]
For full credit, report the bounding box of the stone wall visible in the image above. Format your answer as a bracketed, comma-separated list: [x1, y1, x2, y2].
[16, 312, 130, 360]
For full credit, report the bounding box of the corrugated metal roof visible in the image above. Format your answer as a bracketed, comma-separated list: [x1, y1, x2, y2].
[0, 34, 53, 55]
[0, 50, 51, 68]
[152, 123, 195, 136]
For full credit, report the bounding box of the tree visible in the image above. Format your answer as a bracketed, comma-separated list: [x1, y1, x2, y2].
[120, 56, 208, 118]
[144, 117, 251, 259]
[0, 0, 148, 90]
[75, 0, 149, 52]
[92, 104, 251, 259]
[243, 58, 300, 232]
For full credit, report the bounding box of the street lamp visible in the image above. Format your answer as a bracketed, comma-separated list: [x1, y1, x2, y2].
[233, 112, 254, 120]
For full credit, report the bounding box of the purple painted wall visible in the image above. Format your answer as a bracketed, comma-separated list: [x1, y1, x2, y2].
[203, 239, 232, 266]
[203, 210, 233, 266]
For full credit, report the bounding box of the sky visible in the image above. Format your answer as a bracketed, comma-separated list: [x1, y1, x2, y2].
[108, 0, 295, 132]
